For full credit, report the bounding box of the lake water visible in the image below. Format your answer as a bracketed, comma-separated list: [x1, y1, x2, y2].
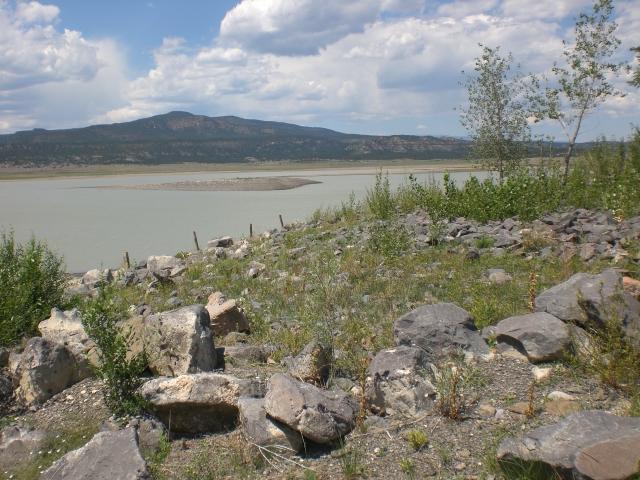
[0, 168, 488, 272]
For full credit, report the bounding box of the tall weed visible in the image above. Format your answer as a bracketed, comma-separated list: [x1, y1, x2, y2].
[0, 231, 66, 346]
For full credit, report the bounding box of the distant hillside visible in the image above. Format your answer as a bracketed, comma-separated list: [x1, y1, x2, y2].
[0, 112, 470, 166]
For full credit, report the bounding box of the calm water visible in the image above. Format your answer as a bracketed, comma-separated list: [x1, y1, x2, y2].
[0, 168, 488, 272]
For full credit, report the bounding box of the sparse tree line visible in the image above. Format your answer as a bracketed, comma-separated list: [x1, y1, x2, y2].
[461, 0, 639, 184]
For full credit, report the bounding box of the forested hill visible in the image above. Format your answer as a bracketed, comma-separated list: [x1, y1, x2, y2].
[0, 111, 470, 166]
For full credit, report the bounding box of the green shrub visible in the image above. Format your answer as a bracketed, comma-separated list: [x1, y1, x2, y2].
[81, 286, 147, 417]
[0, 231, 66, 346]
[399, 458, 416, 478]
[366, 171, 395, 219]
[367, 221, 410, 257]
[406, 429, 429, 451]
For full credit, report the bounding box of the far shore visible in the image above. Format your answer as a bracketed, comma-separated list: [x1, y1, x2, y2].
[0, 159, 479, 181]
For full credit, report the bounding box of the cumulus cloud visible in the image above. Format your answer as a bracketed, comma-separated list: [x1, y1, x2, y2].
[0, 1, 100, 90]
[0, 0, 638, 138]
[0, 1, 127, 131]
[14, 0, 59, 23]
[218, 0, 429, 56]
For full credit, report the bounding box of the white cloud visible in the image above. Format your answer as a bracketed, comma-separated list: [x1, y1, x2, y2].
[500, 0, 591, 20]
[0, 2, 100, 90]
[0, 0, 638, 138]
[15, 0, 59, 23]
[0, 2, 127, 131]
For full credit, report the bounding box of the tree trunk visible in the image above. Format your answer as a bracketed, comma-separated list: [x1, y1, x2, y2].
[562, 143, 575, 185]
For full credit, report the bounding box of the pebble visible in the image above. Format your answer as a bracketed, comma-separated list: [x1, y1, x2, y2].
[532, 366, 552, 382]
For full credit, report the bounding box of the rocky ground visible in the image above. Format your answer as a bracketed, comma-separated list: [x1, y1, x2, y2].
[1, 207, 640, 480]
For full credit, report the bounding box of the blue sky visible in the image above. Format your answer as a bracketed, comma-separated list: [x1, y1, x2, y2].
[0, 0, 638, 141]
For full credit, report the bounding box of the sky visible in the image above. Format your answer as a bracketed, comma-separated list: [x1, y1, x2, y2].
[0, 0, 638, 140]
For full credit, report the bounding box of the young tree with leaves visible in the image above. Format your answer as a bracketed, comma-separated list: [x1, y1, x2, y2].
[460, 45, 533, 182]
[631, 47, 640, 88]
[543, 0, 626, 183]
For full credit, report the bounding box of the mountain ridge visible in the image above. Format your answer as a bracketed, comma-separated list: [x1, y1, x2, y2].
[0, 111, 469, 166]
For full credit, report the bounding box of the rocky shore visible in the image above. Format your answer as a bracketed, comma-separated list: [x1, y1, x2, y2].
[1, 207, 639, 479]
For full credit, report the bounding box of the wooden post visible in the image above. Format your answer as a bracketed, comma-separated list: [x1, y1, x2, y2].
[249, 223, 253, 238]
[193, 231, 200, 251]
[124, 251, 131, 269]
[279, 214, 284, 228]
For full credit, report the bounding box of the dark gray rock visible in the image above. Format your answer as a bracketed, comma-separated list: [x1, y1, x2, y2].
[534, 269, 640, 342]
[497, 411, 640, 479]
[42, 428, 149, 480]
[143, 305, 217, 376]
[366, 346, 435, 417]
[128, 417, 166, 457]
[207, 236, 233, 248]
[493, 312, 570, 363]
[0, 347, 8, 368]
[238, 397, 303, 452]
[139, 373, 261, 434]
[393, 303, 488, 361]
[223, 345, 268, 366]
[0, 426, 46, 472]
[264, 373, 357, 444]
[0, 373, 12, 405]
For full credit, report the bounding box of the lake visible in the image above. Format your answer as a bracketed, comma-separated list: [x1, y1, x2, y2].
[0, 167, 488, 272]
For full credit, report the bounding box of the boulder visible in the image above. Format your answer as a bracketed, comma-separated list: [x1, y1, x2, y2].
[82, 268, 113, 289]
[0, 373, 12, 405]
[146, 255, 184, 277]
[0, 426, 46, 472]
[127, 417, 167, 457]
[238, 397, 303, 452]
[42, 428, 149, 480]
[283, 341, 331, 385]
[534, 270, 640, 341]
[223, 345, 268, 366]
[13, 337, 88, 406]
[38, 308, 97, 371]
[144, 305, 217, 376]
[207, 236, 233, 248]
[497, 411, 640, 479]
[366, 346, 435, 418]
[486, 268, 513, 284]
[139, 373, 261, 434]
[205, 292, 250, 336]
[493, 312, 570, 363]
[0, 347, 9, 368]
[393, 303, 488, 361]
[264, 373, 357, 444]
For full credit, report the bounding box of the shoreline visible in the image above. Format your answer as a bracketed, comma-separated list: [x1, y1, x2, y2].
[0, 159, 478, 181]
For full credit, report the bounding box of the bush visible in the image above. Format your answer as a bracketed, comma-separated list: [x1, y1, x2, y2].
[0, 231, 66, 346]
[406, 429, 429, 451]
[365, 171, 395, 220]
[81, 286, 147, 417]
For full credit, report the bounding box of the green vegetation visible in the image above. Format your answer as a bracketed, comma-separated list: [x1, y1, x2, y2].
[460, 45, 533, 182]
[399, 458, 416, 479]
[406, 429, 429, 451]
[377, 131, 640, 223]
[81, 286, 148, 417]
[542, 0, 627, 181]
[339, 443, 366, 479]
[0, 231, 66, 347]
[631, 46, 640, 88]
